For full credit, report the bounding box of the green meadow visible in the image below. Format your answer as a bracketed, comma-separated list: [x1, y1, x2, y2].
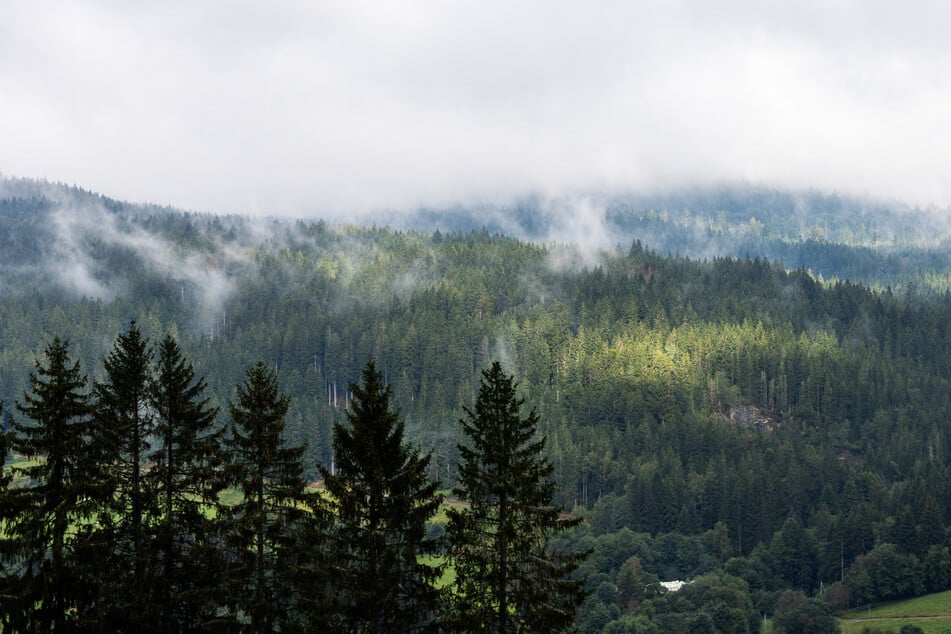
[838, 590, 951, 634]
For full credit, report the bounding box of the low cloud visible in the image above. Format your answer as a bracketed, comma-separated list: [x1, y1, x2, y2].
[2, 2, 951, 217]
[537, 196, 619, 270]
[47, 200, 253, 329]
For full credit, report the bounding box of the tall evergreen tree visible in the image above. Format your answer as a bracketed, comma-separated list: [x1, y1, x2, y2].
[446, 361, 586, 633]
[321, 360, 442, 633]
[91, 321, 158, 629]
[0, 402, 13, 574]
[3, 338, 94, 631]
[224, 360, 319, 633]
[147, 334, 224, 630]
[0, 403, 17, 627]
[916, 495, 945, 558]
[0, 401, 15, 597]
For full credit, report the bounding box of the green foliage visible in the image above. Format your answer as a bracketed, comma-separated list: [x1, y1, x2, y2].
[223, 360, 321, 632]
[0, 405, 12, 614]
[923, 547, 951, 595]
[89, 322, 158, 629]
[848, 544, 924, 605]
[321, 360, 443, 632]
[645, 573, 759, 634]
[146, 334, 226, 629]
[3, 182, 951, 627]
[771, 590, 839, 633]
[446, 361, 586, 632]
[616, 556, 660, 612]
[769, 519, 819, 592]
[3, 338, 94, 631]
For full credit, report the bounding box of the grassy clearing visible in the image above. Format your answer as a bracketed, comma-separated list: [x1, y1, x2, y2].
[839, 618, 951, 633]
[216, 488, 243, 506]
[839, 590, 951, 633]
[851, 591, 951, 618]
[429, 496, 468, 525]
[5, 455, 43, 488]
[419, 554, 456, 589]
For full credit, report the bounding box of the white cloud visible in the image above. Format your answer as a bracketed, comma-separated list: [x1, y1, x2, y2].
[2, 1, 951, 216]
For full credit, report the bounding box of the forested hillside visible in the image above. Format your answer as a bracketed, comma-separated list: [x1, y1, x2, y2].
[2, 178, 951, 631]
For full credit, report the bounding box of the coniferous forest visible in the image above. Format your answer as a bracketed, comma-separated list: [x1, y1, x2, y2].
[2, 178, 951, 632]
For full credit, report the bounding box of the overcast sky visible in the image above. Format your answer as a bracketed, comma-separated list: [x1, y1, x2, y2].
[2, 1, 949, 217]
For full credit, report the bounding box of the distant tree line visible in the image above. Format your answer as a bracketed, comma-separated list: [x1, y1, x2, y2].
[0, 324, 585, 632]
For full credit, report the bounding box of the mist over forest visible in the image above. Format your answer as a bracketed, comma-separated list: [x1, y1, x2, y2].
[3, 176, 951, 631]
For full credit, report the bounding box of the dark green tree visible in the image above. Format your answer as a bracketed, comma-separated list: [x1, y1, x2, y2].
[321, 360, 443, 633]
[0, 402, 12, 564]
[770, 517, 819, 592]
[147, 334, 224, 629]
[446, 361, 586, 633]
[615, 556, 659, 613]
[922, 545, 950, 593]
[916, 495, 945, 557]
[3, 338, 94, 631]
[771, 590, 840, 634]
[91, 321, 158, 629]
[224, 360, 319, 633]
[645, 572, 758, 634]
[0, 401, 17, 608]
[891, 505, 918, 554]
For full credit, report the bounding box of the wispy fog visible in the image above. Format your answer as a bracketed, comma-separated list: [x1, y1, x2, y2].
[2, 2, 951, 217]
[48, 203, 249, 323]
[27, 185, 455, 322]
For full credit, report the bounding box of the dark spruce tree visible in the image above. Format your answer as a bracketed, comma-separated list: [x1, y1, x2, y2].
[0, 402, 12, 566]
[0, 404, 13, 593]
[321, 360, 443, 633]
[224, 361, 323, 633]
[147, 334, 224, 630]
[446, 361, 586, 633]
[3, 338, 94, 632]
[91, 321, 159, 629]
